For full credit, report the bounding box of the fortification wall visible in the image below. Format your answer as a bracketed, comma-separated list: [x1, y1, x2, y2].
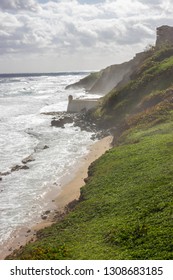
[67, 96, 99, 112]
[156, 25, 173, 48]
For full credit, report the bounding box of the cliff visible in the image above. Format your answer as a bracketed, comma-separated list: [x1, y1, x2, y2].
[66, 25, 173, 96]
[90, 50, 152, 94]
[65, 71, 101, 91]
[66, 52, 148, 95]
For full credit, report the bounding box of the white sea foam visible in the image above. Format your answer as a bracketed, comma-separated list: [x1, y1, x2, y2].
[0, 73, 95, 244]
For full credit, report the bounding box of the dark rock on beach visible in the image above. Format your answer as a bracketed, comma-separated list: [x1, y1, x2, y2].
[34, 144, 49, 152]
[44, 210, 51, 215]
[84, 177, 89, 183]
[51, 116, 73, 128]
[22, 155, 35, 164]
[41, 215, 48, 220]
[43, 145, 49, 149]
[0, 171, 11, 176]
[21, 165, 29, 170]
[47, 111, 111, 140]
[41, 210, 51, 220]
[11, 165, 29, 172]
[11, 165, 21, 172]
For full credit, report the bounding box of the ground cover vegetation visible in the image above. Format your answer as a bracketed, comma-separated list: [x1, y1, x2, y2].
[7, 45, 173, 259]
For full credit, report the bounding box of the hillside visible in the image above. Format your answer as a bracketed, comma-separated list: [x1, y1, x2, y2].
[6, 43, 173, 260]
[91, 45, 173, 129]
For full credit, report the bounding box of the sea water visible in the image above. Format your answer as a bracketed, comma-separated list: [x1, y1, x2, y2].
[0, 72, 100, 245]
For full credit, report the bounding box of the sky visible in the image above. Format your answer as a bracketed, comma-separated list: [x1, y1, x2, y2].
[0, 0, 173, 73]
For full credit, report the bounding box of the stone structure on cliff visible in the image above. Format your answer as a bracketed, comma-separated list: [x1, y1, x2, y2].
[67, 95, 99, 113]
[156, 25, 173, 48]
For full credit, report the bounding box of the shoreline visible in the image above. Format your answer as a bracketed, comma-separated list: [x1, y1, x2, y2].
[0, 135, 113, 260]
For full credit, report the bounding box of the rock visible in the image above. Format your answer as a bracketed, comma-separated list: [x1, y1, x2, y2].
[0, 171, 11, 176]
[22, 155, 35, 164]
[84, 177, 89, 183]
[65, 72, 99, 91]
[11, 165, 21, 172]
[66, 199, 79, 211]
[11, 165, 29, 172]
[0, 177, 2, 181]
[51, 116, 73, 128]
[43, 145, 49, 149]
[41, 215, 47, 220]
[21, 165, 29, 170]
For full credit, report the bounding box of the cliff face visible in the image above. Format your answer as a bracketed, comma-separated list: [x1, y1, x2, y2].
[65, 72, 100, 91]
[89, 61, 134, 95]
[66, 52, 148, 95]
[66, 25, 173, 96]
[89, 51, 148, 94]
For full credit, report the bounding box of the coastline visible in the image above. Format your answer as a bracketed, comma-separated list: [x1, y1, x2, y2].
[0, 135, 112, 260]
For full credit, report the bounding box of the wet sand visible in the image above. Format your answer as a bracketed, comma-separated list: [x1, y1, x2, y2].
[0, 136, 112, 260]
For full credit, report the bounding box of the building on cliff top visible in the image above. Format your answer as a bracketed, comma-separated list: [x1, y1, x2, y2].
[156, 25, 173, 48]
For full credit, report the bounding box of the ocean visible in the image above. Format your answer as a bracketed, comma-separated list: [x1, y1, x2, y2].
[0, 72, 101, 246]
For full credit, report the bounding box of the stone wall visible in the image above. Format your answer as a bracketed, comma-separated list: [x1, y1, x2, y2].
[156, 25, 173, 48]
[67, 95, 99, 113]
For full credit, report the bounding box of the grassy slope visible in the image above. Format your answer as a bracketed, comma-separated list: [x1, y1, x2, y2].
[93, 46, 173, 128]
[7, 46, 173, 260]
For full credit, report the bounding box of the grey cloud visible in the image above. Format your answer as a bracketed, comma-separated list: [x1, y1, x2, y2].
[0, 12, 50, 56]
[0, 0, 173, 59]
[0, 0, 39, 11]
[138, 0, 162, 4]
[114, 23, 154, 45]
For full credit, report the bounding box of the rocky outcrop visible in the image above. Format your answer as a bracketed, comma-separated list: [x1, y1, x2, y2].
[45, 111, 110, 140]
[11, 165, 29, 172]
[51, 116, 74, 128]
[65, 72, 100, 91]
[0, 171, 10, 176]
[22, 155, 35, 164]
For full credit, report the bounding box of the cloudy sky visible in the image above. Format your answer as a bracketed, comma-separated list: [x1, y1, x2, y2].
[0, 0, 173, 73]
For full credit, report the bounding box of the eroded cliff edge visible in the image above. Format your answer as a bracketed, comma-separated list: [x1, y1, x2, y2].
[66, 25, 173, 96]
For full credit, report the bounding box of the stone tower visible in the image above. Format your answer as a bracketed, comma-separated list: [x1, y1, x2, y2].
[156, 25, 173, 48]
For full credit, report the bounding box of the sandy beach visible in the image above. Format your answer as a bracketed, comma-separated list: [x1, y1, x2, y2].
[0, 135, 112, 260]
